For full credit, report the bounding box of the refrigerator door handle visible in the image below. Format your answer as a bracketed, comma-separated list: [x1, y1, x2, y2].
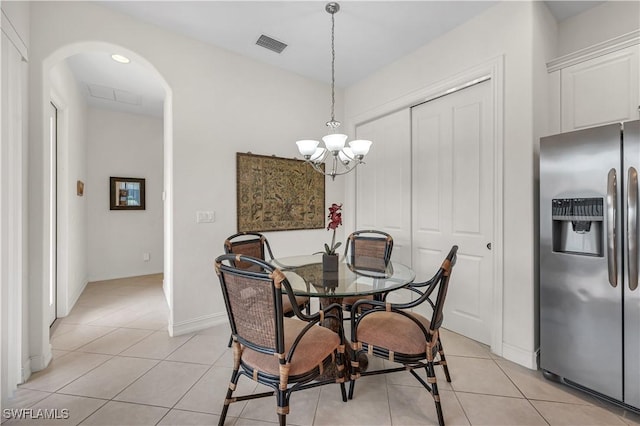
[607, 168, 618, 287]
[628, 167, 638, 291]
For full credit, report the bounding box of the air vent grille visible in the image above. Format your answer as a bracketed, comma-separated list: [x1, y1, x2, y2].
[256, 34, 287, 54]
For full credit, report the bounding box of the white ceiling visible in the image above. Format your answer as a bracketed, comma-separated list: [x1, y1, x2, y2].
[66, 1, 604, 117]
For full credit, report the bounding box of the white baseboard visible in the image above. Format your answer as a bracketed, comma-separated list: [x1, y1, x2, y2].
[168, 312, 228, 337]
[502, 342, 538, 370]
[88, 271, 164, 283]
[29, 344, 53, 373]
[21, 358, 32, 384]
[163, 278, 170, 306]
[65, 279, 89, 316]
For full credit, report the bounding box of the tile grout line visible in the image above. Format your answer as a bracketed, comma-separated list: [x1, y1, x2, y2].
[451, 388, 473, 425]
[99, 332, 199, 410]
[49, 334, 160, 425]
[56, 343, 175, 424]
[166, 363, 216, 413]
[58, 297, 175, 420]
[492, 357, 551, 425]
[152, 363, 212, 426]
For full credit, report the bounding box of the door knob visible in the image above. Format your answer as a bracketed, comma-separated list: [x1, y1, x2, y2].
[487, 242, 492, 250]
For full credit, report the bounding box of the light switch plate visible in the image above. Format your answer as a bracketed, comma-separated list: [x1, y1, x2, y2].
[196, 211, 215, 223]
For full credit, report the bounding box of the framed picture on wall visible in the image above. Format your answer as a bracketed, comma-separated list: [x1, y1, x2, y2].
[110, 177, 145, 210]
[236, 153, 325, 232]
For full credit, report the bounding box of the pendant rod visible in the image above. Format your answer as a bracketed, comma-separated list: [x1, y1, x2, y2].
[330, 8, 336, 124]
[326, 2, 340, 129]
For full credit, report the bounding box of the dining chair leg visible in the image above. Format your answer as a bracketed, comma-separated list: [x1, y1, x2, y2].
[437, 336, 452, 383]
[276, 389, 289, 426]
[335, 346, 348, 402]
[426, 361, 445, 426]
[339, 382, 347, 402]
[227, 334, 232, 348]
[347, 345, 361, 400]
[347, 380, 356, 400]
[218, 368, 240, 426]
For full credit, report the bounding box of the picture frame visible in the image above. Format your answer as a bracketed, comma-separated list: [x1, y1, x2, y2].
[110, 177, 145, 210]
[236, 153, 325, 232]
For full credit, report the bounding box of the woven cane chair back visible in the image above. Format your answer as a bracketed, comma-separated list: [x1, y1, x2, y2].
[216, 254, 283, 354]
[344, 230, 393, 272]
[224, 232, 274, 271]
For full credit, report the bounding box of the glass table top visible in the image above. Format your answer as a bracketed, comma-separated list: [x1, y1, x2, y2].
[270, 254, 415, 298]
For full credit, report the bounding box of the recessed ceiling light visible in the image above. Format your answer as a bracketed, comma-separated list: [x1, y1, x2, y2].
[111, 54, 130, 64]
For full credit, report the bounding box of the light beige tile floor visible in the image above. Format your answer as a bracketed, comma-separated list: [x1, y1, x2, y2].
[4, 274, 640, 426]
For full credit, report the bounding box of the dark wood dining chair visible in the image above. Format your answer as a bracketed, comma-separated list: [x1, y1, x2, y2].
[348, 245, 458, 426]
[215, 254, 347, 426]
[224, 232, 310, 314]
[341, 230, 394, 317]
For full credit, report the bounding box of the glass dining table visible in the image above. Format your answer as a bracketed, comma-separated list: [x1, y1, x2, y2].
[270, 254, 415, 329]
[270, 254, 415, 377]
[272, 254, 414, 295]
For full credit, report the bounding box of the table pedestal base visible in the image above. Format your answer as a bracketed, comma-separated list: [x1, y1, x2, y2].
[317, 297, 367, 382]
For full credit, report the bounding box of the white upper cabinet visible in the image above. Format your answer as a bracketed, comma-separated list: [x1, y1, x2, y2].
[561, 45, 639, 131]
[549, 33, 639, 133]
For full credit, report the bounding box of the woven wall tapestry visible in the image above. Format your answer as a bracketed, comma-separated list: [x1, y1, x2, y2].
[236, 153, 325, 232]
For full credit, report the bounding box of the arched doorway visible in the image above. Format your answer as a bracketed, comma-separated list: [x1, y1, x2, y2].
[29, 42, 174, 372]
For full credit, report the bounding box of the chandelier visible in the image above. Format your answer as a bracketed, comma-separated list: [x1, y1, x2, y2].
[296, 2, 372, 180]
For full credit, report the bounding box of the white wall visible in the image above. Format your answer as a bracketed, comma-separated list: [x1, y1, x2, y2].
[86, 107, 163, 281]
[49, 59, 88, 316]
[344, 1, 543, 367]
[531, 1, 561, 354]
[28, 0, 345, 364]
[557, 1, 640, 56]
[1, 0, 30, 405]
[2, 1, 30, 49]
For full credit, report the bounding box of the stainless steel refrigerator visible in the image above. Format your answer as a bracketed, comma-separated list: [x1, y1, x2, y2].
[540, 120, 640, 411]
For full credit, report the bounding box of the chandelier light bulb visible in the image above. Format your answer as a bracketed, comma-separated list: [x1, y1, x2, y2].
[349, 140, 372, 157]
[338, 147, 354, 164]
[310, 147, 326, 163]
[323, 134, 348, 153]
[296, 140, 319, 157]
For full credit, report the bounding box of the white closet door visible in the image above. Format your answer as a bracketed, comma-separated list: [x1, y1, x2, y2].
[355, 109, 411, 264]
[411, 80, 494, 345]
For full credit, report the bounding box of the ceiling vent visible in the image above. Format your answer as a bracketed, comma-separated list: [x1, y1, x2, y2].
[87, 84, 141, 106]
[256, 34, 287, 54]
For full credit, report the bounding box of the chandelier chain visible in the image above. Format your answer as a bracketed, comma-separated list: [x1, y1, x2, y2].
[330, 10, 336, 124]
